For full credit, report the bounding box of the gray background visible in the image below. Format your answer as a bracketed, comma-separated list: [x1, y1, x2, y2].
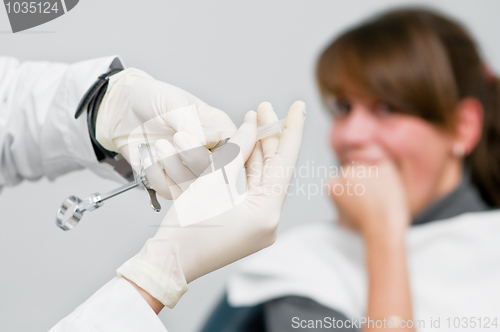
[1, 1, 499, 331]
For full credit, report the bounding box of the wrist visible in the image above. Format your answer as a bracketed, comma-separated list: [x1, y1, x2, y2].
[362, 212, 409, 238]
[75, 67, 123, 158]
[362, 222, 408, 247]
[94, 71, 124, 154]
[122, 277, 164, 315]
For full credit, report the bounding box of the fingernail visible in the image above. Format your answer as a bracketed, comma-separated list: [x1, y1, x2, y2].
[244, 110, 257, 123]
[155, 139, 172, 160]
[143, 156, 152, 169]
[173, 131, 194, 151]
[202, 127, 221, 145]
[300, 101, 307, 116]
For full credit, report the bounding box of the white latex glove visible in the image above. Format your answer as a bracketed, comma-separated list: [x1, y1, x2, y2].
[116, 101, 306, 308]
[96, 68, 237, 199]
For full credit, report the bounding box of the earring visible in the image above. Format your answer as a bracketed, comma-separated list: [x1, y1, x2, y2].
[452, 143, 465, 158]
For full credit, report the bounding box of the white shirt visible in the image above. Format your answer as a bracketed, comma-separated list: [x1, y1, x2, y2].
[51, 277, 166, 332]
[227, 211, 500, 332]
[0, 56, 167, 331]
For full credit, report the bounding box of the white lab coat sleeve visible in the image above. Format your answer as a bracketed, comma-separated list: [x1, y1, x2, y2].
[49, 277, 168, 332]
[0, 56, 127, 192]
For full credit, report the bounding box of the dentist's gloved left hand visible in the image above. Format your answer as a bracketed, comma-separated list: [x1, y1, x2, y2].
[117, 101, 306, 311]
[95, 68, 237, 199]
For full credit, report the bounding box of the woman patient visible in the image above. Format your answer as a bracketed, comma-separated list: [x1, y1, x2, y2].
[202, 7, 500, 332]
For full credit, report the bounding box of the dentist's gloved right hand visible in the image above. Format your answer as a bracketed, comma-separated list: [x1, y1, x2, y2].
[96, 68, 237, 199]
[116, 101, 306, 309]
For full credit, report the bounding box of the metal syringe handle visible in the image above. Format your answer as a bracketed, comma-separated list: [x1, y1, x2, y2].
[55, 182, 139, 231]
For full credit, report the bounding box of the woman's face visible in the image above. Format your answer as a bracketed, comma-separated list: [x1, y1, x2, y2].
[329, 96, 460, 216]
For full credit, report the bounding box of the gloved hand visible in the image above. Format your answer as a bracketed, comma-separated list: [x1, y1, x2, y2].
[96, 68, 237, 199]
[116, 101, 306, 308]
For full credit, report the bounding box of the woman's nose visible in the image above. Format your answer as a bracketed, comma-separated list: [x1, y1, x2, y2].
[335, 107, 377, 147]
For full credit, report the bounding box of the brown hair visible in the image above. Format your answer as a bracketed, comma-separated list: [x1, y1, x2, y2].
[317, 8, 500, 207]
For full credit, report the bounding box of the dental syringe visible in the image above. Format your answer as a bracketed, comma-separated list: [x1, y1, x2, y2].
[210, 117, 286, 150]
[55, 118, 286, 230]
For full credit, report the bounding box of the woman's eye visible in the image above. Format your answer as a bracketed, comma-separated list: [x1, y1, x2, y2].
[331, 101, 352, 117]
[375, 103, 394, 115]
